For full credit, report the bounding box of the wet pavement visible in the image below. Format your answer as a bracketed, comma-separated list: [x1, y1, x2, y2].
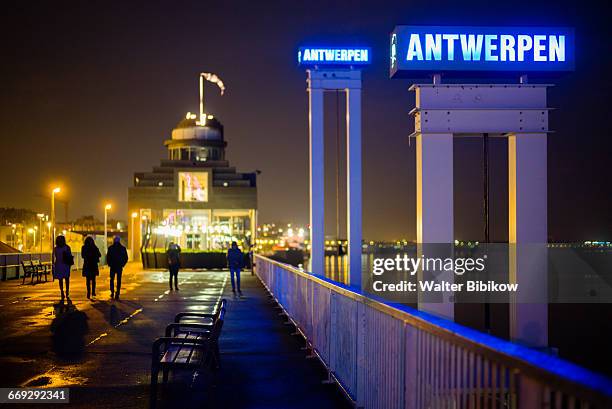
[0, 264, 350, 409]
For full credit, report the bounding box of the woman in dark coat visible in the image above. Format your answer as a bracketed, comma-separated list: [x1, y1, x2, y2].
[53, 235, 73, 302]
[81, 236, 101, 299]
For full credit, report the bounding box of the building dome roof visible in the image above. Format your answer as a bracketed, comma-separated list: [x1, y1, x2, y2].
[171, 114, 224, 141]
[174, 115, 223, 131]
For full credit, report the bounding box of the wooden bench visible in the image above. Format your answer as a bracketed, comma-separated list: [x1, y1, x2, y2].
[21, 260, 48, 284]
[150, 309, 225, 405]
[164, 303, 226, 345]
[173, 298, 227, 325]
[33, 260, 50, 283]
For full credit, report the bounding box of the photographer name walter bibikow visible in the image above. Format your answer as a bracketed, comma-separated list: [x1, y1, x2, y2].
[370, 254, 519, 293]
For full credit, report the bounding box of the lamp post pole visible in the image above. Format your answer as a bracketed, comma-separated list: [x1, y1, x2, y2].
[37, 214, 44, 253]
[51, 187, 60, 249]
[104, 204, 112, 263]
[131, 212, 138, 261]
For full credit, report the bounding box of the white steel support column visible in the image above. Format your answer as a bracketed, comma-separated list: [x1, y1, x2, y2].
[508, 132, 548, 347]
[346, 88, 362, 288]
[416, 132, 454, 320]
[308, 84, 325, 275]
[307, 69, 362, 282]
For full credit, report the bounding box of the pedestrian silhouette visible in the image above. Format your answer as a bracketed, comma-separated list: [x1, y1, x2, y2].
[227, 241, 243, 296]
[81, 236, 101, 299]
[166, 242, 181, 291]
[53, 235, 73, 302]
[107, 236, 128, 300]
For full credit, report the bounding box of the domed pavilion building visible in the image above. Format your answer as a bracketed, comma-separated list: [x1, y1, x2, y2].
[128, 112, 257, 264]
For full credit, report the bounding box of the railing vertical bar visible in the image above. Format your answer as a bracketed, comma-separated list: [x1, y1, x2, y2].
[492, 361, 498, 409]
[444, 342, 455, 409]
[424, 330, 430, 408]
[446, 340, 451, 409]
[499, 365, 506, 409]
[476, 354, 482, 409]
[543, 386, 551, 409]
[415, 328, 420, 409]
[467, 351, 474, 409]
[555, 390, 563, 409]
[450, 341, 455, 409]
[435, 335, 441, 407]
[442, 339, 447, 409]
[483, 358, 490, 409]
[428, 332, 433, 408]
[509, 369, 517, 409]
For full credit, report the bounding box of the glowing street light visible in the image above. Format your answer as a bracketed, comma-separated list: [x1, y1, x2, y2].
[104, 203, 112, 260]
[131, 212, 138, 261]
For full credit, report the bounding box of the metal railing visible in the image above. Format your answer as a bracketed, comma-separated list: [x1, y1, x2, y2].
[0, 252, 85, 281]
[255, 254, 612, 409]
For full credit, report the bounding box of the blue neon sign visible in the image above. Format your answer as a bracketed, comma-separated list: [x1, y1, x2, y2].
[298, 47, 371, 66]
[390, 26, 574, 77]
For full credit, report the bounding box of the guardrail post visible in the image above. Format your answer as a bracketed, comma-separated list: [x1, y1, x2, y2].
[518, 375, 543, 408]
[405, 324, 418, 409]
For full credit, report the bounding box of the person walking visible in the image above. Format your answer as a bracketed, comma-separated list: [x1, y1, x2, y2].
[81, 236, 101, 299]
[106, 236, 128, 300]
[52, 235, 74, 302]
[166, 242, 181, 291]
[227, 241, 243, 295]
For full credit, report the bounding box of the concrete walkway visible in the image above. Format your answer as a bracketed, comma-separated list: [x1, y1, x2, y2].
[0, 265, 349, 408]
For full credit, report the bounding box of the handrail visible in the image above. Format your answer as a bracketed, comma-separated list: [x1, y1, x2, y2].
[1, 252, 83, 281]
[256, 254, 612, 408]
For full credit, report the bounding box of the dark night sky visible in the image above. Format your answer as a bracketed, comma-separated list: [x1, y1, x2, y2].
[0, 0, 610, 241]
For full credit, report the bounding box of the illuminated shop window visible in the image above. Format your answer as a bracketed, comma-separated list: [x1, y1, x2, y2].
[178, 172, 208, 202]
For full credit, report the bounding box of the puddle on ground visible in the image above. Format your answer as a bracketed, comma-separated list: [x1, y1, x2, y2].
[23, 370, 88, 388]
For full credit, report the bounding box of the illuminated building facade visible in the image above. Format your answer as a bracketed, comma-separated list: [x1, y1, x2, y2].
[128, 113, 257, 259]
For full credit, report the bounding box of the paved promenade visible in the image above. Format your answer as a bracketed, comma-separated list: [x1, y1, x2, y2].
[0, 264, 350, 409]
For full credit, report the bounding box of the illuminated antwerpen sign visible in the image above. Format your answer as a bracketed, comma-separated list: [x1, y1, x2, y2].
[390, 26, 574, 76]
[298, 47, 371, 66]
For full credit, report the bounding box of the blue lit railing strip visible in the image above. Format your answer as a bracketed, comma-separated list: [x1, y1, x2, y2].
[299, 266, 612, 398]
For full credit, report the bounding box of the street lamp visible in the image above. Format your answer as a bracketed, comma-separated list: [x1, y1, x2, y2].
[51, 187, 61, 247]
[131, 212, 138, 261]
[104, 203, 112, 261]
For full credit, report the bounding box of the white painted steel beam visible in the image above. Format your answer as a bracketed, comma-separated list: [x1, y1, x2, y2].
[509, 132, 548, 347]
[346, 87, 362, 288]
[307, 76, 325, 276]
[413, 108, 550, 134]
[416, 132, 455, 320]
[307, 69, 362, 286]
